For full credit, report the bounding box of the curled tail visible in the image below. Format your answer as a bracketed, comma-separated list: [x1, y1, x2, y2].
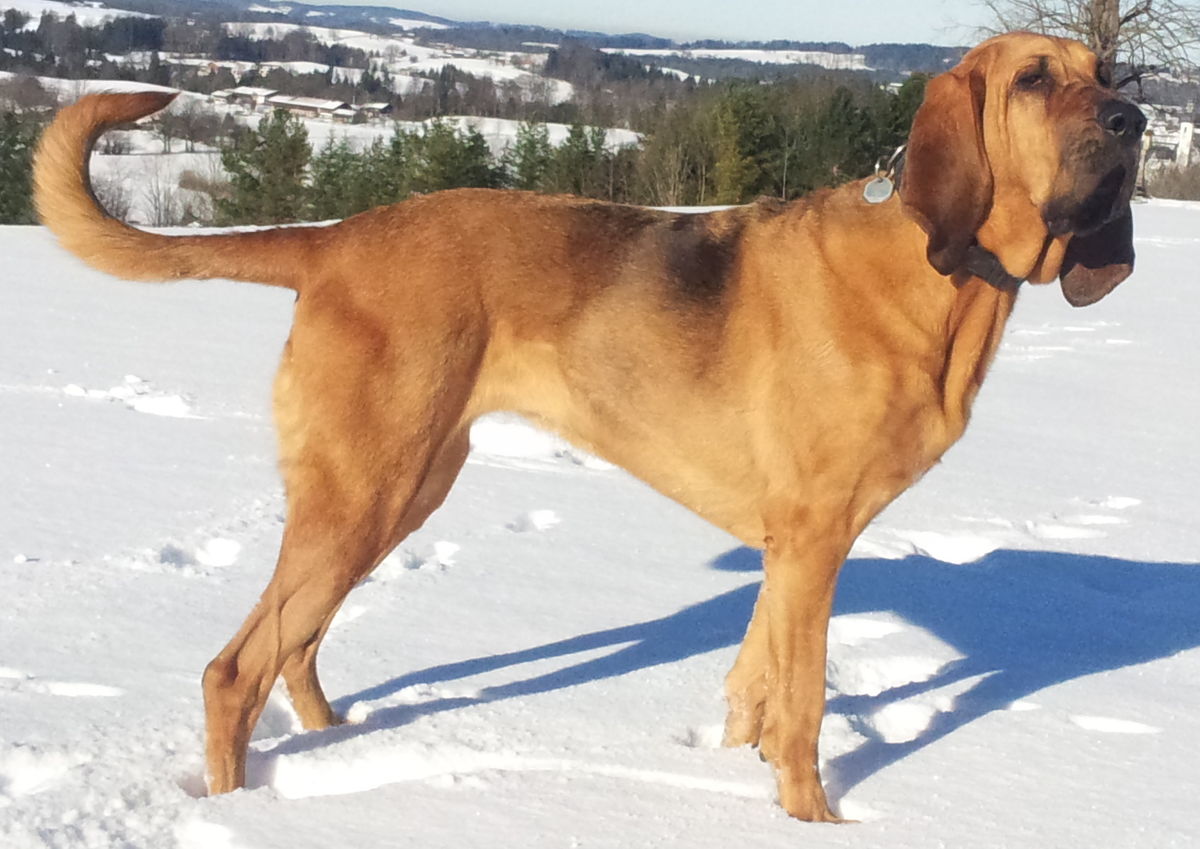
[34, 91, 316, 290]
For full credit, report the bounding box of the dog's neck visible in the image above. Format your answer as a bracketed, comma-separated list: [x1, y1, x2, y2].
[845, 183, 1021, 440]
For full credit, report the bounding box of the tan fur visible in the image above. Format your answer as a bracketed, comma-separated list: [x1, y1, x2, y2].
[33, 34, 1142, 821]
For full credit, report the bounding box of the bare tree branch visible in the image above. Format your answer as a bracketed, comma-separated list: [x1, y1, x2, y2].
[978, 0, 1200, 84]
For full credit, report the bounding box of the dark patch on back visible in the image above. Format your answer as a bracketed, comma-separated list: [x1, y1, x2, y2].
[561, 200, 668, 290]
[658, 213, 745, 306]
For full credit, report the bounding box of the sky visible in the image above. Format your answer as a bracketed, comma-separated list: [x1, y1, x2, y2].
[369, 0, 995, 46]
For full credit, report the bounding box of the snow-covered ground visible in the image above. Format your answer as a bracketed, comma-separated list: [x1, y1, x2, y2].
[221, 21, 573, 103]
[601, 47, 871, 71]
[1, 199, 1198, 848]
[2, 0, 149, 27]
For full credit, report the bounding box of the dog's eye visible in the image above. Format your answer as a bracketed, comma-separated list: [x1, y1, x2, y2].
[1016, 69, 1051, 90]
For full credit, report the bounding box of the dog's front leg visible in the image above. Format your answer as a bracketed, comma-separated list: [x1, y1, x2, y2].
[723, 586, 768, 748]
[754, 526, 848, 823]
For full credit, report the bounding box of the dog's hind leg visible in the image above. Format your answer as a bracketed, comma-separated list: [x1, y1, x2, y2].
[202, 423, 472, 794]
[278, 430, 472, 731]
[202, 303, 484, 794]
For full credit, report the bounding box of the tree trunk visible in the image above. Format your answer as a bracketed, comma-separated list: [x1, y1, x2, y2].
[1090, 0, 1121, 80]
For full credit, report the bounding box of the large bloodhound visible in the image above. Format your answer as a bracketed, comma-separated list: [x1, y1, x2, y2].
[34, 32, 1144, 821]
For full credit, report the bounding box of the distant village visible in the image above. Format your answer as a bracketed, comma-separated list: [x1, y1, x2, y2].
[210, 85, 393, 124]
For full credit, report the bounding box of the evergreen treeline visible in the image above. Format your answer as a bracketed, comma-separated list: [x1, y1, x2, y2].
[0, 62, 927, 225]
[209, 74, 926, 226]
[0, 110, 38, 224]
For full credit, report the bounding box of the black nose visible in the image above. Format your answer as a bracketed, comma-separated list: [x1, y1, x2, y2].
[1099, 100, 1147, 140]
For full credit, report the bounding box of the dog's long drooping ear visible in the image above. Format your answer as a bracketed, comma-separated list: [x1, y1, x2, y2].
[1059, 207, 1135, 306]
[901, 66, 992, 276]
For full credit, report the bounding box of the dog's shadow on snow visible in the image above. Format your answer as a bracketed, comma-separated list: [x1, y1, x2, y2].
[266, 546, 1200, 803]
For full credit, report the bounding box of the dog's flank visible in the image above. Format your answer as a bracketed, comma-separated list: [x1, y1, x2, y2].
[33, 32, 1142, 823]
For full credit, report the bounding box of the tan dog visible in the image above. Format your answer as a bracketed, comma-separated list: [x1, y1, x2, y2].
[33, 32, 1143, 821]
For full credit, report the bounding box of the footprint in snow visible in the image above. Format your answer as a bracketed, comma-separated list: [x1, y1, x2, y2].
[1025, 496, 1141, 542]
[890, 530, 1004, 565]
[371, 541, 461, 582]
[343, 682, 484, 724]
[175, 819, 242, 849]
[62, 374, 198, 419]
[1024, 521, 1108, 541]
[1006, 700, 1041, 712]
[506, 509, 561, 533]
[129, 537, 242, 576]
[675, 724, 725, 749]
[194, 537, 242, 569]
[1070, 715, 1161, 735]
[0, 667, 123, 699]
[0, 744, 90, 800]
[826, 615, 956, 699]
[866, 701, 939, 744]
[1081, 495, 1142, 511]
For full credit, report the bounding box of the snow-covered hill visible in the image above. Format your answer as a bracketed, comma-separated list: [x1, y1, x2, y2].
[601, 46, 870, 72]
[1, 0, 149, 26]
[1, 200, 1199, 848]
[220, 21, 575, 103]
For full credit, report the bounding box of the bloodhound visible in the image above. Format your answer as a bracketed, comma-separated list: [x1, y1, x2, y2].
[33, 32, 1144, 821]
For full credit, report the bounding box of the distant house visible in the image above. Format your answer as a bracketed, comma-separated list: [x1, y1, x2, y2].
[1142, 101, 1196, 170]
[356, 102, 393, 120]
[266, 95, 351, 119]
[211, 86, 279, 110]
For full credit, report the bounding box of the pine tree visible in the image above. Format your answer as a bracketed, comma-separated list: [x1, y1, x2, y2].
[308, 138, 368, 220]
[217, 108, 311, 225]
[0, 111, 37, 224]
[544, 124, 610, 197]
[710, 84, 781, 204]
[809, 87, 876, 185]
[504, 121, 551, 190]
[411, 120, 502, 193]
[376, 130, 416, 202]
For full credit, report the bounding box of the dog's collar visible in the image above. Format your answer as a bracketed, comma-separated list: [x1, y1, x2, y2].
[963, 244, 1026, 291]
[888, 145, 1027, 291]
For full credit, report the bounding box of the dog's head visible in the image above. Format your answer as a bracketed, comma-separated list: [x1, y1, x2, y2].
[900, 32, 1144, 306]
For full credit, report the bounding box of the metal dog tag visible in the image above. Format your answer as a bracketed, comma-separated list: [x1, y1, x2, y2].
[862, 176, 894, 204]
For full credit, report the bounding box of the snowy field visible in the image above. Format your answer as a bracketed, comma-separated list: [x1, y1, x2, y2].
[221, 21, 574, 104]
[0, 199, 1198, 848]
[2, 0, 149, 26]
[601, 47, 871, 71]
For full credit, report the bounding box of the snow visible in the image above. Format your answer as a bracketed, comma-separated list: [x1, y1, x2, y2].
[388, 17, 449, 31]
[1, 198, 1199, 847]
[602, 47, 871, 71]
[221, 22, 573, 104]
[0, 0, 150, 26]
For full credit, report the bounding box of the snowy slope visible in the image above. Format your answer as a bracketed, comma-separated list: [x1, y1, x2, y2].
[1, 0, 149, 26]
[601, 46, 871, 71]
[221, 21, 574, 103]
[0, 199, 1199, 848]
